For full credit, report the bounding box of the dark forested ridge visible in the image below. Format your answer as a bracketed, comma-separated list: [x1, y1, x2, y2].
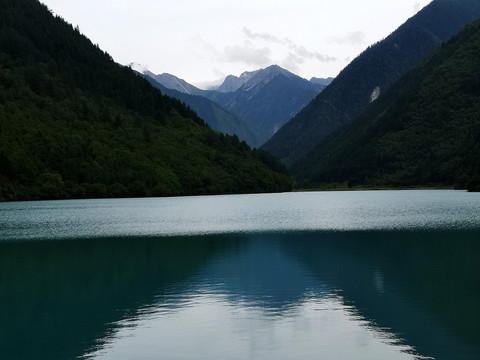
[263, 0, 480, 166]
[0, 0, 292, 201]
[292, 19, 480, 191]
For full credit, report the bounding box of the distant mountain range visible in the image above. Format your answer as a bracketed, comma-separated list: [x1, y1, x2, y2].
[202, 65, 328, 136]
[263, 0, 480, 166]
[292, 17, 480, 190]
[132, 64, 332, 147]
[130, 63, 204, 96]
[213, 69, 261, 93]
[138, 73, 270, 148]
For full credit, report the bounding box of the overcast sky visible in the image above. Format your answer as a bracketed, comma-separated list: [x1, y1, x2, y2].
[40, 0, 432, 88]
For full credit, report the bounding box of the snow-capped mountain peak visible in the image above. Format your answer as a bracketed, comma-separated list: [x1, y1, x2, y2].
[154, 73, 201, 95]
[128, 63, 201, 95]
[240, 65, 297, 91]
[215, 69, 260, 93]
[215, 65, 298, 93]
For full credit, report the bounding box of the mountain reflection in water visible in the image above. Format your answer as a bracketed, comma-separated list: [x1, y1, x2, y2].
[1, 231, 479, 360]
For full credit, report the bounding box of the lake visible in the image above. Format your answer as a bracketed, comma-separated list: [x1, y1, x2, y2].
[0, 190, 479, 359]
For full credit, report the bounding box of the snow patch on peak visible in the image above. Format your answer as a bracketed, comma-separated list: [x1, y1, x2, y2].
[153, 73, 201, 95]
[128, 63, 202, 95]
[216, 70, 261, 93]
[216, 65, 295, 93]
[240, 65, 297, 92]
[239, 69, 260, 81]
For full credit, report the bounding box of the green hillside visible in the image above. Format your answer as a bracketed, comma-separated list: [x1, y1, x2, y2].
[142, 76, 270, 148]
[263, 0, 480, 166]
[0, 0, 292, 201]
[292, 19, 480, 191]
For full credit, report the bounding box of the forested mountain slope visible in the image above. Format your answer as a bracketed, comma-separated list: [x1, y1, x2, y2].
[263, 0, 480, 166]
[141, 75, 270, 148]
[292, 19, 480, 191]
[0, 0, 291, 201]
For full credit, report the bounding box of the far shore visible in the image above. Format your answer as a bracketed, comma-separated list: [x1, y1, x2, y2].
[293, 185, 458, 192]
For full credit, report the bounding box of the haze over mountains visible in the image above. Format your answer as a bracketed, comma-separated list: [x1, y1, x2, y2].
[133, 64, 332, 147]
[263, 0, 480, 166]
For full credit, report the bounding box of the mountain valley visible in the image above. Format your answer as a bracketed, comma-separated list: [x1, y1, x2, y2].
[134, 64, 332, 147]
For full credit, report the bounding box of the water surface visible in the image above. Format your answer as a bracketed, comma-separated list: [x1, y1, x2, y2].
[0, 190, 479, 360]
[1, 190, 479, 240]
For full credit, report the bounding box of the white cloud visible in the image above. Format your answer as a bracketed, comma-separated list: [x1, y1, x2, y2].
[242, 27, 337, 66]
[242, 28, 285, 45]
[293, 45, 337, 62]
[414, 1, 422, 12]
[280, 53, 302, 73]
[223, 41, 272, 66]
[330, 31, 367, 45]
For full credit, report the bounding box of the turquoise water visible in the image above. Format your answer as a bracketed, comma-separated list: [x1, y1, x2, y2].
[0, 190, 479, 359]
